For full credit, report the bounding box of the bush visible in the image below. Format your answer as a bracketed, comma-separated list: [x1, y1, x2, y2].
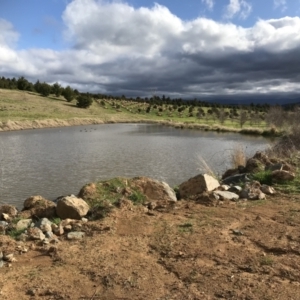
[76, 94, 93, 108]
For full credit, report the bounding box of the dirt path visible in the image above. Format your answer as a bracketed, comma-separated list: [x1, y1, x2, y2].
[1, 194, 300, 299]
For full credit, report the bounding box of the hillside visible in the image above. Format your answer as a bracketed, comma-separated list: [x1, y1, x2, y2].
[0, 89, 272, 135]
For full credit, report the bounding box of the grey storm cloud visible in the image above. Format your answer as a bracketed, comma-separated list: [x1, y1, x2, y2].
[1, 0, 300, 103]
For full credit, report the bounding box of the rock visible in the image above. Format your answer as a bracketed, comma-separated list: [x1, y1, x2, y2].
[228, 186, 243, 194]
[265, 163, 283, 172]
[0, 205, 18, 219]
[0, 225, 5, 234]
[132, 177, 177, 203]
[260, 185, 276, 195]
[2, 213, 11, 221]
[0, 221, 8, 227]
[220, 185, 230, 191]
[222, 168, 239, 179]
[16, 219, 32, 231]
[248, 191, 266, 201]
[67, 231, 85, 240]
[245, 158, 265, 173]
[214, 191, 239, 201]
[56, 195, 90, 220]
[195, 192, 220, 206]
[222, 173, 250, 185]
[21, 195, 56, 219]
[239, 189, 249, 199]
[35, 218, 53, 233]
[27, 227, 45, 241]
[252, 151, 271, 164]
[64, 225, 72, 231]
[53, 225, 64, 236]
[179, 174, 220, 198]
[78, 183, 97, 199]
[0, 260, 4, 268]
[271, 170, 295, 182]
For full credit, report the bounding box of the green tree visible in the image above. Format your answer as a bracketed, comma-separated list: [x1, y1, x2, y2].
[62, 86, 74, 102]
[76, 94, 93, 108]
[52, 82, 62, 97]
[17, 76, 30, 90]
[39, 82, 51, 97]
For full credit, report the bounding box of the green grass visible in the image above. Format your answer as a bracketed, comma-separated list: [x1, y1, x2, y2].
[273, 170, 300, 194]
[7, 228, 27, 239]
[0, 88, 275, 135]
[252, 170, 273, 185]
[178, 222, 193, 233]
[128, 190, 146, 205]
[260, 255, 274, 266]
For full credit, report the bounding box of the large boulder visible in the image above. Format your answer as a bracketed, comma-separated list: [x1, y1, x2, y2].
[179, 174, 220, 199]
[56, 195, 90, 220]
[271, 170, 295, 182]
[21, 195, 56, 219]
[132, 177, 177, 203]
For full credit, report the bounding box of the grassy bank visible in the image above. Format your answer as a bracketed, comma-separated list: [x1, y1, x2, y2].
[0, 88, 277, 135]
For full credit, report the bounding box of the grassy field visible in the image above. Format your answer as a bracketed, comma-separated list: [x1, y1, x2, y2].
[0, 88, 274, 134]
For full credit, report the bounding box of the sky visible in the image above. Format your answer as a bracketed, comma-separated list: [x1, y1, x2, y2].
[1, 0, 300, 103]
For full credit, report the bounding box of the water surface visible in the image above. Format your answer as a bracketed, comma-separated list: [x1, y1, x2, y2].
[0, 124, 272, 208]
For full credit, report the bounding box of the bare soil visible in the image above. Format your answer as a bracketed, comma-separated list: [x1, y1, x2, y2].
[1, 193, 300, 300]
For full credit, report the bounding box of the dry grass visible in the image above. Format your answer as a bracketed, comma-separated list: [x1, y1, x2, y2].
[196, 154, 216, 178]
[230, 144, 246, 168]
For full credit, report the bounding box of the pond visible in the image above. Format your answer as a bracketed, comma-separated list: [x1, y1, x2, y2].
[0, 123, 273, 208]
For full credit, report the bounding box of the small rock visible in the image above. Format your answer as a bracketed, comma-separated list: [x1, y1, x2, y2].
[228, 186, 243, 193]
[2, 213, 11, 221]
[26, 289, 36, 296]
[53, 225, 64, 236]
[64, 225, 72, 231]
[214, 191, 239, 201]
[0, 221, 8, 227]
[232, 229, 244, 236]
[27, 227, 46, 241]
[45, 231, 53, 239]
[35, 218, 53, 233]
[16, 219, 32, 231]
[0, 260, 4, 268]
[81, 217, 88, 223]
[260, 185, 276, 195]
[67, 231, 85, 240]
[222, 174, 251, 185]
[220, 184, 230, 191]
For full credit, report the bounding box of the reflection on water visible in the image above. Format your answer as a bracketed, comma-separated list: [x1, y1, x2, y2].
[0, 124, 273, 208]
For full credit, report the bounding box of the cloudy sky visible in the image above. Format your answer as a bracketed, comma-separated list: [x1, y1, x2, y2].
[1, 0, 300, 103]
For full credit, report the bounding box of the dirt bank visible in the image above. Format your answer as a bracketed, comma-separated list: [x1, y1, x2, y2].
[1, 193, 300, 299]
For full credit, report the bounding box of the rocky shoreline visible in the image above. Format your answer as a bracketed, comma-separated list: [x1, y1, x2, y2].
[0, 151, 296, 269]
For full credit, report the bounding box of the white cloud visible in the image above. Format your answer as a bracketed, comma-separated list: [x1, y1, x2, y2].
[274, 0, 287, 12]
[202, 0, 214, 10]
[1, 1, 300, 101]
[224, 0, 252, 20]
[0, 19, 19, 47]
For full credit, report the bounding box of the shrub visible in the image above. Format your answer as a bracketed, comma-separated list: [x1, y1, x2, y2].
[231, 144, 246, 168]
[76, 94, 93, 108]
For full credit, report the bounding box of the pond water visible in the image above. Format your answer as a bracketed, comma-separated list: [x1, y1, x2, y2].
[0, 123, 273, 208]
